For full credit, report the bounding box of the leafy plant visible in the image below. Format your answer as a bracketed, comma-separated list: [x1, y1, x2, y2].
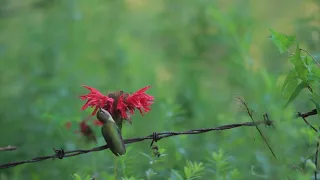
[183, 161, 205, 180]
[169, 160, 205, 180]
[269, 28, 296, 54]
[71, 174, 92, 180]
[270, 29, 320, 109]
[121, 176, 140, 180]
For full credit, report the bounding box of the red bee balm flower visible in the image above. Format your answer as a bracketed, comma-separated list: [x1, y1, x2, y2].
[80, 85, 114, 116]
[79, 121, 97, 142]
[117, 86, 154, 119]
[80, 85, 154, 122]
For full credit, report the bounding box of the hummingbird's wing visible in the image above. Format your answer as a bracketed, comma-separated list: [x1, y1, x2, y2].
[101, 123, 126, 156]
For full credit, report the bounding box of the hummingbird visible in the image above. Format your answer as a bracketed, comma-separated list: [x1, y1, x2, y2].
[96, 108, 126, 156]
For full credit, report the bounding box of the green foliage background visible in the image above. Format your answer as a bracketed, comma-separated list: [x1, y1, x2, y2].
[0, 0, 320, 179]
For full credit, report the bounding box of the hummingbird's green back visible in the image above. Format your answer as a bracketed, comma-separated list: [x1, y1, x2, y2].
[101, 122, 126, 156]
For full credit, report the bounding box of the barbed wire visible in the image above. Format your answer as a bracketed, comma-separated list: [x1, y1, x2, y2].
[0, 120, 272, 169]
[236, 98, 277, 159]
[1, 105, 316, 180]
[297, 109, 317, 118]
[0, 146, 17, 151]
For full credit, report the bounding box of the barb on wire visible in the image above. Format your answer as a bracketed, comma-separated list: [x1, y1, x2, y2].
[296, 109, 317, 118]
[53, 148, 65, 160]
[298, 112, 318, 132]
[150, 132, 159, 147]
[237, 98, 291, 180]
[237, 97, 277, 159]
[0, 120, 272, 169]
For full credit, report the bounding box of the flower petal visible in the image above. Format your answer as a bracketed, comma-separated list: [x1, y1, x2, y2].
[80, 85, 114, 116]
[125, 86, 154, 117]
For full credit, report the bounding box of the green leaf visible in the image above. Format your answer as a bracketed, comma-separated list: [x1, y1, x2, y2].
[184, 161, 205, 180]
[159, 148, 166, 154]
[210, 149, 230, 174]
[229, 169, 242, 179]
[72, 174, 82, 180]
[304, 55, 313, 66]
[269, 28, 296, 53]
[281, 70, 298, 93]
[71, 174, 91, 180]
[306, 159, 317, 171]
[284, 81, 308, 108]
[300, 127, 317, 145]
[146, 169, 157, 180]
[289, 45, 308, 81]
[308, 63, 320, 82]
[121, 176, 138, 180]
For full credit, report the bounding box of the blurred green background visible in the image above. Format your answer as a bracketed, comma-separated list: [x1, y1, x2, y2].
[1, 0, 320, 179]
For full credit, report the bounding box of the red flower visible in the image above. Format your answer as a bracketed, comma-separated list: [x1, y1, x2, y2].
[79, 85, 154, 121]
[80, 121, 92, 133]
[80, 85, 114, 115]
[65, 116, 99, 143]
[79, 121, 97, 142]
[117, 86, 154, 119]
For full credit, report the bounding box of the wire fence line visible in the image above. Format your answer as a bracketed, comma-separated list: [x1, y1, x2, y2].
[0, 120, 271, 169]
